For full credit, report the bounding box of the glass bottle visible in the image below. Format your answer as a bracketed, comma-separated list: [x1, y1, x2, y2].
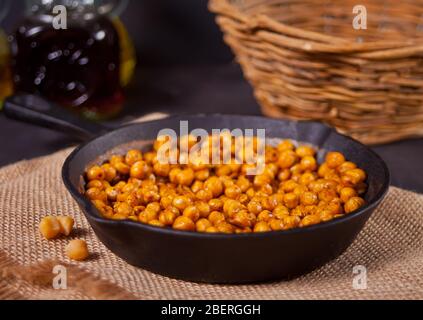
[0, 0, 13, 108]
[10, 0, 136, 120]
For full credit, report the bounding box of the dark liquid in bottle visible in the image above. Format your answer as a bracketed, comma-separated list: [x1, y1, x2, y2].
[10, 15, 123, 120]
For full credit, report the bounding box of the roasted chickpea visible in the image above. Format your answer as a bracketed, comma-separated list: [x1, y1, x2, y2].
[344, 197, 365, 213]
[196, 201, 210, 218]
[254, 221, 271, 232]
[277, 140, 295, 152]
[195, 169, 210, 181]
[66, 240, 89, 261]
[208, 198, 223, 211]
[196, 189, 213, 202]
[283, 192, 299, 209]
[125, 149, 143, 166]
[300, 156, 317, 171]
[204, 177, 223, 197]
[178, 168, 195, 186]
[225, 185, 242, 199]
[300, 191, 318, 206]
[183, 205, 200, 222]
[101, 163, 117, 182]
[325, 152, 345, 168]
[87, 166, 105, 181]
[39, 216, 61, 240]
[342, 169, 366, 186]
[269, 218, 284, 231]
[57, 216, 74, 236]
[173, 216, 195, 231]
[273, 205, 289, 219]
[208, 211, 226, 226]
[196, 218, 212, 232]
[295, 145, 315, 158]
[277, 150, 298, 169]
[257, 210, 272, 222]
[159, 210, 178, 226]
[153, 162, 171, 177]
[85, 187, 108, 202]
[300, 215, 321, 227]
[339, 187, 358, 203]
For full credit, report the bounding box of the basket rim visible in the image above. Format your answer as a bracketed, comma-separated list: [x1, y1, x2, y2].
[209, 0, 423, 53]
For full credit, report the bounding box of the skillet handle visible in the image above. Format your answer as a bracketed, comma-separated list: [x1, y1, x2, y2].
[3, 94, 109, 141]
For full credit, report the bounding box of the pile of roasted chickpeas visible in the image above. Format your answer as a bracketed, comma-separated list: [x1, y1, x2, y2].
[84, 136, 367, 234]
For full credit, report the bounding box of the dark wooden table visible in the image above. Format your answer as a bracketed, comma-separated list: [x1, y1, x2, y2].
[1, 64, 422, 193]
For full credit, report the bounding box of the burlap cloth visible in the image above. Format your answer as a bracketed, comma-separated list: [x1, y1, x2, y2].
[0, 148, 422, 299]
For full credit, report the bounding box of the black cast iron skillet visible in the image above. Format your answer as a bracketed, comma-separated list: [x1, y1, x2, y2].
[4, 94, 390, 284]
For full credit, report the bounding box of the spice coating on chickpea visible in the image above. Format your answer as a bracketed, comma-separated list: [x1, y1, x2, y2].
[83, 137, 367, 233]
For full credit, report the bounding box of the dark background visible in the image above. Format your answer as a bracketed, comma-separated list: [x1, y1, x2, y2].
[1, 0, 422, 193]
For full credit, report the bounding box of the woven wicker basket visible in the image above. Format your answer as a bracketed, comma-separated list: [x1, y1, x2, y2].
[209, 0, 423, 144]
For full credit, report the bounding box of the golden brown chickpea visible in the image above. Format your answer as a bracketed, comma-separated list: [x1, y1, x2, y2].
[257, 210, 272, 222]
[281, 180, 298, 193]
[172, 195, 193, 210]
[253, 174, 272, 187]
[57, 216, 74, 236]
[204, 176, 223, 197]
[300, 215, 321, 227]
[205, 226, 219, 233]
[196, 201, 210, 218]
[195, 169, 210, 181]
[100, 163, 117, 182]
[225, 185, 242, 199]
[183, 205, 200, 222]
[229, 210, 252, 228]
[273, 205, 289, 219]
[300, 191, 318, 206]
[208, 211, 226, 226]
[177, 168, 195, 186]
[85, 187, 108, 202]
[208, 198, 223, 211]
[125, 149, 143, 166]
[318, 209, 334, 222]
[339, 187, 358, 203]
[269, 218, 284, 231]
[317, 163, 331, 178]
[115, 202, 133, 216]
[39, 216, 61, 240]
[277, 150, 298, 169]
[153, 162, 171, 177]
[277, 140, 295, 152]
[300, 156, 317, 171]
[87, 165, 105, 181]
[266, 193, 284, 211]
[299, 172, 316, 186]
[337, 161, 357, 174]
[325, 152, 345, 169]
[318, 189, 337, 202]
[215, 165, 232, 177]
[295, 145, 315, 158]
[283, 216, 300, 229]
[114, 162, 131, 175]
[254, 221, 271, 232]
[130, 161, 148, 179]
[215, 221, 234, 234]
[283, 192, 299, 209]
[191, 181, 203, 193]
[278, 169, 291, 181]
[86, 180, 104, 189]
[342, 169, 366, 186]
[105, 186, 119, 201]
[109, 154, 124, 166]
[159, 210, 177, 226]
[344, 197, 365, 213]
[196, 218, 212, 232]
[293, 185, 308, 197]
[173, 216, 195, 231]
[149, 219, 165, 228]
[66, 239, 89, 261]
[223, 199, 243, 217]
[196, 189, 213, 202]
